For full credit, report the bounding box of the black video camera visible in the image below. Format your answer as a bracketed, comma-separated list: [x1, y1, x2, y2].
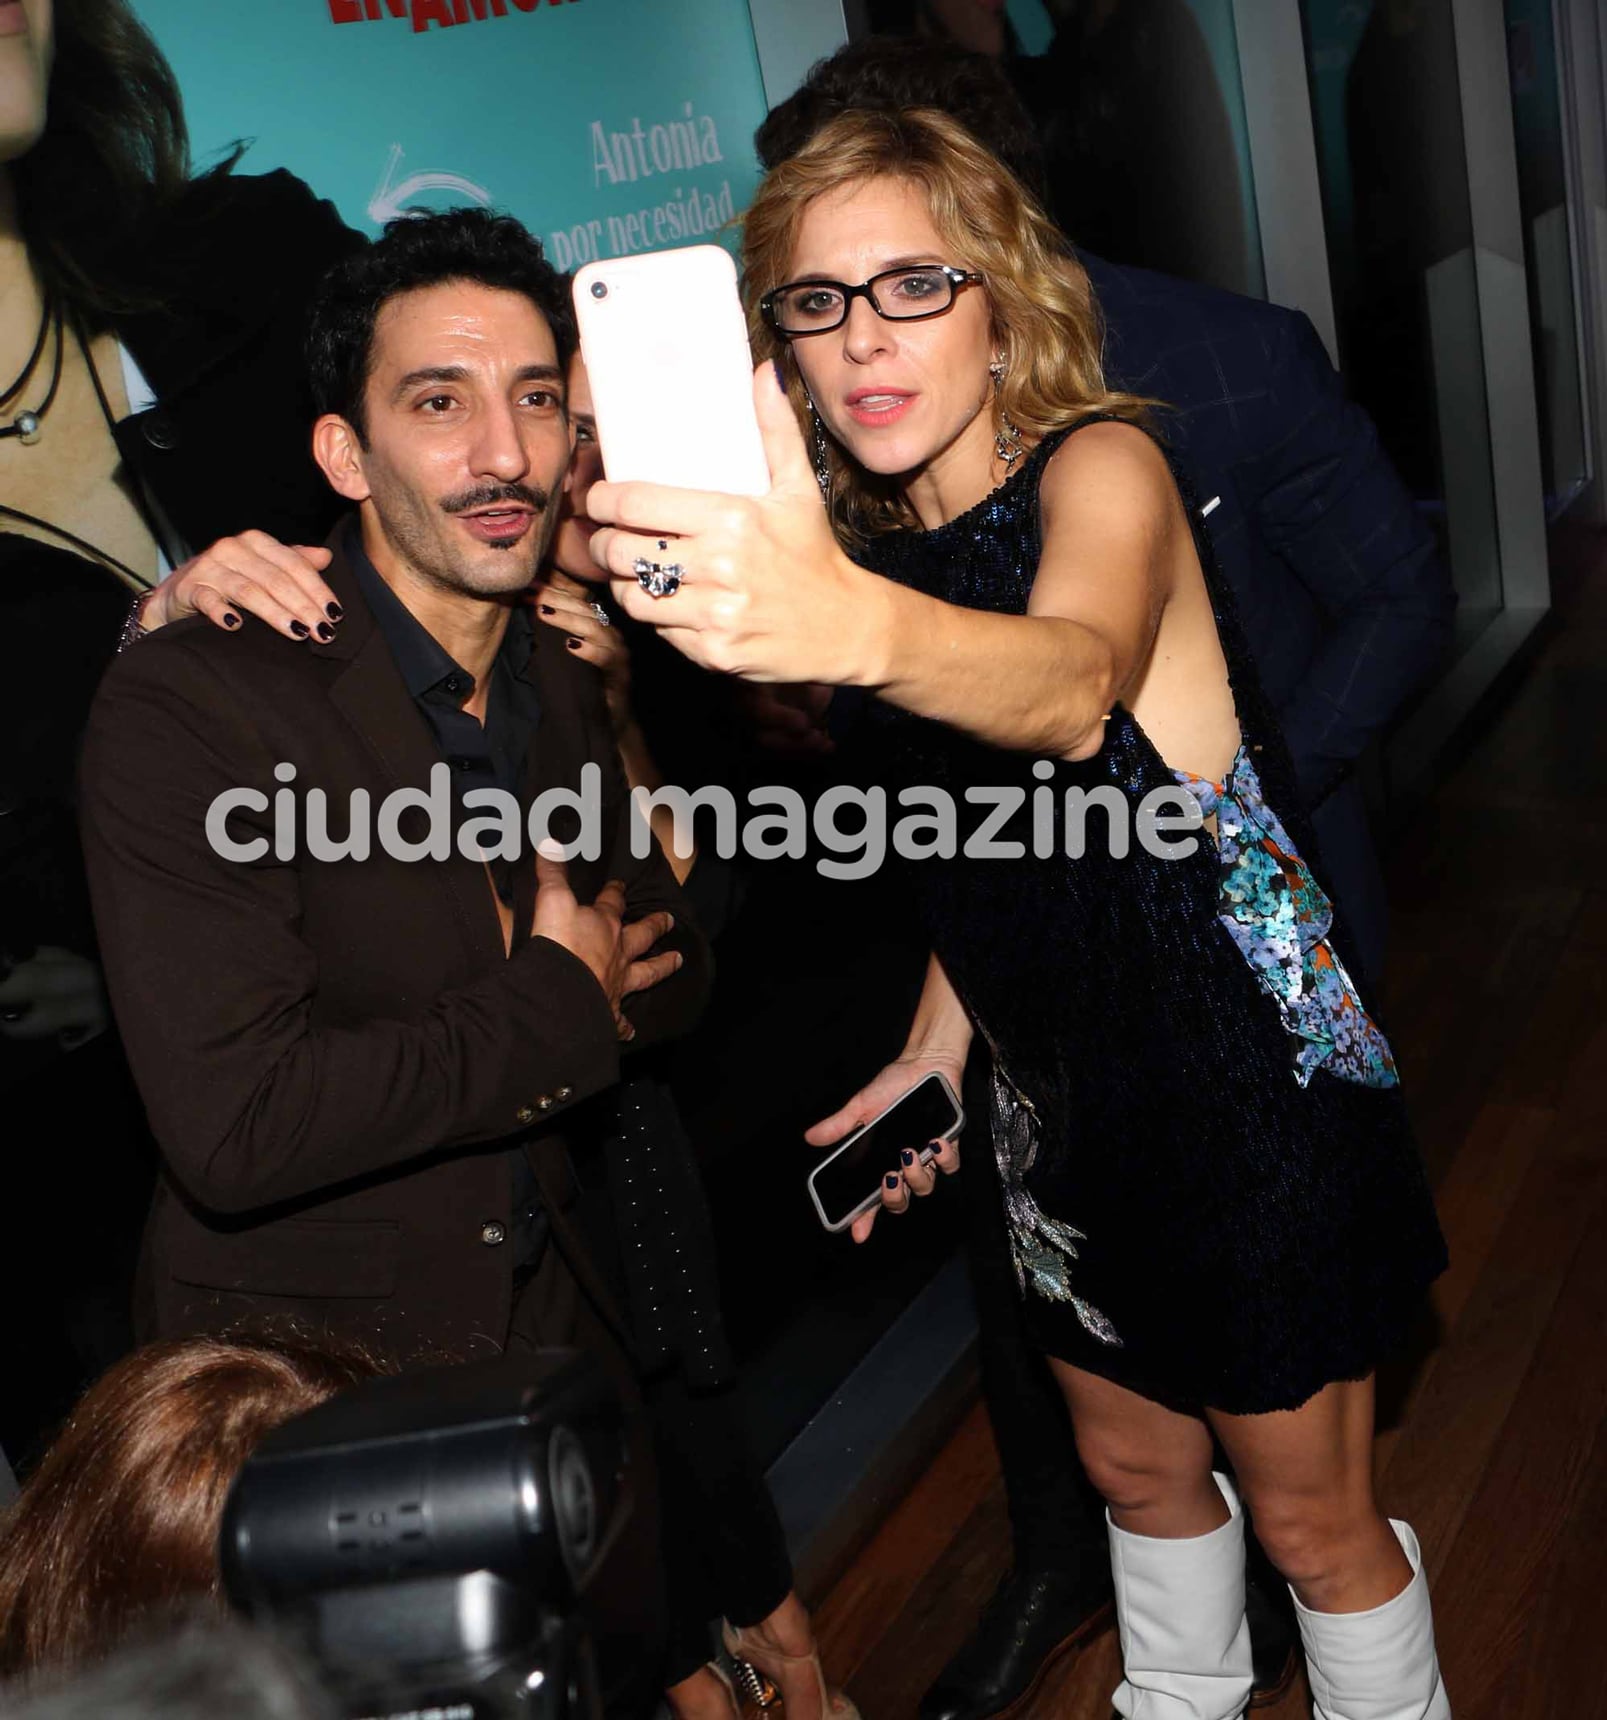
[220, 1349, 660, 1720]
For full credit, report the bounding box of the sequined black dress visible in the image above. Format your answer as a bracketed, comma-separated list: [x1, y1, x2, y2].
[854, 421, 1446, 1414]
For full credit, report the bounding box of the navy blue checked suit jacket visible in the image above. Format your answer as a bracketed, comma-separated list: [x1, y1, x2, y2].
[1082, 253, 1455, 978]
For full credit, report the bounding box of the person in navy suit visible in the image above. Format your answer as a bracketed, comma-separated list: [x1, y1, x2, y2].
[755, 36, 1453, 1720]
[1081, 251, 1451, 987]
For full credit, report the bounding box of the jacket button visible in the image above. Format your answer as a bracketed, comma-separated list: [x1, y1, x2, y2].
[515, 1104, 535, 1124]
[141, 411, 179, 451]
[537, 1095, 555, 1112]
[555, 1085, 573, 1102]
[480, 1221, 506, 1246]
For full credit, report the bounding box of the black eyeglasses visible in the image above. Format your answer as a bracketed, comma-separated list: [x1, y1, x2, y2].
[761, 264, 984, 337]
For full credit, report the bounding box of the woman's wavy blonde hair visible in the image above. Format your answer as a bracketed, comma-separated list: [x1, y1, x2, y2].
[742, 106, 1156, 538]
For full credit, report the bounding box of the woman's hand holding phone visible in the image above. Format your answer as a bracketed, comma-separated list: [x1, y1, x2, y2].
[807, 1054, 966, 1244]
[586, 364, 896, 688]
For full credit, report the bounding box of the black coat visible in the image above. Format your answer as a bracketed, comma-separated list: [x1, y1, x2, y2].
[80, 532, 710, 1364]
[5, 170, 362, 952]
[2, 169, 363, 1101]
[1081, 253, 1456, 978]
[110, 166, 366, 556]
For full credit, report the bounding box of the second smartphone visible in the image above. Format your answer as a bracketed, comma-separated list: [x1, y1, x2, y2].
[807, 1072, 966, 1234]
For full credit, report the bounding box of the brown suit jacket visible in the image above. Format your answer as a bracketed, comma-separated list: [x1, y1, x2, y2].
[79, 529, 709, 1364]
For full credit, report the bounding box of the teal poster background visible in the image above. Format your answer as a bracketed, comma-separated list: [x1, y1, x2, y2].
[130, 1, 771, 269]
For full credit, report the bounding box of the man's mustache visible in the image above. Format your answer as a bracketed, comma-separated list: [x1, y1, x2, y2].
[440, 482, 551, 515]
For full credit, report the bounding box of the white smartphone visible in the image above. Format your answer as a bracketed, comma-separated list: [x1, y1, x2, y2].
[807, 1071, 967, 1235]
[571, 246, 770, 496]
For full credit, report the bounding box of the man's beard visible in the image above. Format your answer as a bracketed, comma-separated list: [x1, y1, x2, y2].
[379, 477, 561, 596]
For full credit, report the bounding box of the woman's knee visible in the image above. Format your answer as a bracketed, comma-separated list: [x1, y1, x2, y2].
[1242, 1482, 1387, 1586]
[1073, 1424, 1212, 1516]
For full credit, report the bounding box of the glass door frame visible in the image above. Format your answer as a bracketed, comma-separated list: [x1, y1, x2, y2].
[745, 0, 848, 109]
[1555, 0, 1607, 523]
[1233, 0, 1553, 800]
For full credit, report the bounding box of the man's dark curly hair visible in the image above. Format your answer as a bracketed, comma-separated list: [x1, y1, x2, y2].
[753, 35, 1048, 201]
[306, 207, 575, 445]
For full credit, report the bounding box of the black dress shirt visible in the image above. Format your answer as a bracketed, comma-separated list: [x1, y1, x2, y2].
[346, 524, 543, 905]
[346, 524, 548, 1265]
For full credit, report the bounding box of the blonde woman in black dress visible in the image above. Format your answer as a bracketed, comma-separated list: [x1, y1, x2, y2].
[587, 110, 1451, 1720]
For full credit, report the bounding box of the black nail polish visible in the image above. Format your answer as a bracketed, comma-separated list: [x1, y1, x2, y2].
[289, 620, 310, 639]
[901, 1148, 916, 1166]
[1, 1004, 31, 1024]
[316, 622, 335, 641]
[884, 1173, 901, 1189]
[222, 612, 241, 629]
[326, 602, 343, 621]
[565, 637, 582, 650]
[539, 604, 555, 615]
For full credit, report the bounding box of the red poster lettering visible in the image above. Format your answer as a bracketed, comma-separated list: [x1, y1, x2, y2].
[341, 0, 570, 25]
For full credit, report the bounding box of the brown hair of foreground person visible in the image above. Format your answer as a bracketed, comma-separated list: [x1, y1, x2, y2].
[0, 1336, 380, 1683]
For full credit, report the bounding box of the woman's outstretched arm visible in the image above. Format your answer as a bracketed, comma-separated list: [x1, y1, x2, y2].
[586, 367, 1176, 761]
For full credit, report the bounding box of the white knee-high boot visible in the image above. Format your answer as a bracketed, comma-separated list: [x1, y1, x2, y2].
[1108, 1472, 1254, 1720]
[1293, 1520, 1451, 1720]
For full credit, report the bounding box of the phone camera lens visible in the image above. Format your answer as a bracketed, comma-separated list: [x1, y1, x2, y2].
[590, 281, 608, 300]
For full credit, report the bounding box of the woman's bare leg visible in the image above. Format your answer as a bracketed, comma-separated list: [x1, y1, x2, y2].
[1205, 1377, 1449, 1716]
[1207, 1376, 1410, 1615]
[1048, 1359, 1222, 1534]
[1049, 1360, 1253, 1720]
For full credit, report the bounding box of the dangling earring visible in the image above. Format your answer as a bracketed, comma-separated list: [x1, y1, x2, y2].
[990, 356, 1024, 470]
[810, 406, 832, 499]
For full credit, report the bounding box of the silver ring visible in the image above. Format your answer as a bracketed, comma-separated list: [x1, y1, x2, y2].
[589, 600, 611, 627]
[631, 556, 684, 599]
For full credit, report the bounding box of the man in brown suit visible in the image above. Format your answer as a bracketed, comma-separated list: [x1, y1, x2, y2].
[79, 209, 708, 1368]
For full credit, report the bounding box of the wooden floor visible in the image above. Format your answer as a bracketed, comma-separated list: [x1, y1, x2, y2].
[809, 527, 1607, 1720]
